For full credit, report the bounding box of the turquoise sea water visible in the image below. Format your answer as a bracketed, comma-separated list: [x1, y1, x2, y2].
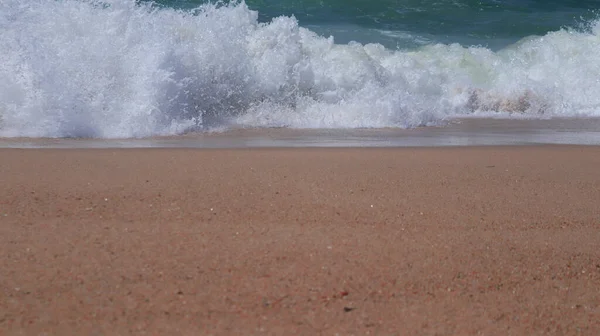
[1, 0, 600, 138]
[155, 0, 598, 49]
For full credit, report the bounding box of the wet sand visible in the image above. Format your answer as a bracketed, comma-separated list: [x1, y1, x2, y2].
[3, 118, 600, 149]
[1, 146, 600, 335]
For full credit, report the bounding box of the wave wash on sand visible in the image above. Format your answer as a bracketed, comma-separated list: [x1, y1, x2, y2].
[2, 0, 600, 138]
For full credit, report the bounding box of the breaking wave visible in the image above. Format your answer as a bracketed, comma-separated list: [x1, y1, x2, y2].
[1, 0, 600, 138]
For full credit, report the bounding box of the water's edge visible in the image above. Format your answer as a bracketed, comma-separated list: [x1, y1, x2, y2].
[2, 118, 600, 148]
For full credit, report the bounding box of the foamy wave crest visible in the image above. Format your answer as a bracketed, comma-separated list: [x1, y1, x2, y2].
[1, 0, 600, 138]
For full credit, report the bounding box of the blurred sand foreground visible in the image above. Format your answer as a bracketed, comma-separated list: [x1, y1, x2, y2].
[1, 147, 599, 335]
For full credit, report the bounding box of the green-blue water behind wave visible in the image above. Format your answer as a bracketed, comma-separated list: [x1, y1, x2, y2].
[151, 0, 598, 49]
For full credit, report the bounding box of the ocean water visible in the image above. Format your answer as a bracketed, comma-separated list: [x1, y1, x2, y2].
[1, 0, 599, 138]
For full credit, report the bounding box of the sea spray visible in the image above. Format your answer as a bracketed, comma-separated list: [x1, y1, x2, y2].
[1, 0, 600, 138]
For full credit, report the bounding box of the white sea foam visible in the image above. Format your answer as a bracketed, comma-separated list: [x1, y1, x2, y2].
[1, 0, 600, 138]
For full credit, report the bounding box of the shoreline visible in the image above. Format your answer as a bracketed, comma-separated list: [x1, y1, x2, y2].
[1, 146, 599, 334]
[2, 118, 600, 148]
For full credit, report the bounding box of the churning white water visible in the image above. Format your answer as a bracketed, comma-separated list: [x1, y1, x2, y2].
[1, 0, 600, 138]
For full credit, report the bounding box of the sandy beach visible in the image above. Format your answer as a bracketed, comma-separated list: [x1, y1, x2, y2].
[1, 146, 599, 335]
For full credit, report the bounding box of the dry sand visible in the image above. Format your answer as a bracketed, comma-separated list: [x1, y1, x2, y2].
[1, 146, 599, 335]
